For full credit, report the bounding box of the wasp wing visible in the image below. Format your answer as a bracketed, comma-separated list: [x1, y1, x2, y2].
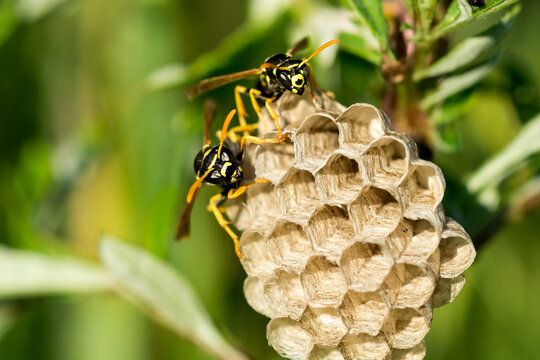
[187, 69, 261, 100]
[286, 37, 309, 56]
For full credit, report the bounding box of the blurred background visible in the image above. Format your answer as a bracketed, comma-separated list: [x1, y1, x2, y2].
[1, 0, 539, 359]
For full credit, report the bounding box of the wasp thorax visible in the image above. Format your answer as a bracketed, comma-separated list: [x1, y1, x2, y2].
[226, 90, 476, 360]
[194, 145, 243, 187]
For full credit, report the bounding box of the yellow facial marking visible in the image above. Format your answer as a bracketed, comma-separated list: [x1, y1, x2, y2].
[292, 74, 304, 87]
[266, 75, 270, 84]
[292, 88, 298, 94]
[220, 162, 232, 177]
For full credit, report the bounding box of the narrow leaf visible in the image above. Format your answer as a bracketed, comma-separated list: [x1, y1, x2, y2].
[348, 0, 388, 51]
[340, 32, 382, 65]
[99, 236, 249, 360]
[415, 7, 518, 80]
[468, 113, 540, 194]
[425, 0, 520, 43]
[0, 246, 115, 299]
[421, 55, 499, 109]
[414, 0, 438, 33]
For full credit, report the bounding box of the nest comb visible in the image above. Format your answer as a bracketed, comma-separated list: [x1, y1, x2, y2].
[226, 91, 476, 360]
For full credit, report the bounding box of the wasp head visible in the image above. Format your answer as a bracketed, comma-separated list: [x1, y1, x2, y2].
[276, 60, 308, 96]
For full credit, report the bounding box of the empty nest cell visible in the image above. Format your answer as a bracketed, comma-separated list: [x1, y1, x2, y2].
[238, 231, 275, 279]
[308, 345, 345, 360]
[301, 256, 348, 308]
[340, 242, 394, 292]
[386, 218, 439, 263]
[399, 162, 444, 211]
[336, 104, 387, 147]
[339, 333, 391, 360]
[306, 205, 355, 259]
[245, 180, 281, 229]
[315, 153, 365, 203]
[299, 307, 348, 347]
[388, 341, 426, 360]
[431, 274, 466, 308]
[349, 186, 402, 238]
[267, 221, 313, 272]
[264, 270, 308, 320]
[254, 137, 295, 184]
[385, 308, 431, 349]
[294, 113, 340, 170]
[362, 136, 409, 186]
[276, 168, 320, 216]
[439, 219, 476, 278]
[244, 276, 274, 318]
[267, 317, 314, 360]
[383, 263, 436, 309]
[338, 290, 390, 336]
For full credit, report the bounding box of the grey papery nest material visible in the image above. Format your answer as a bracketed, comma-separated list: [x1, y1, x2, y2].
[226, 91, 476, 360]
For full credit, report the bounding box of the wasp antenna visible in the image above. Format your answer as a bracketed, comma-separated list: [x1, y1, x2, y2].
[299, 39, 340, 68]
[218, 109, 237, 157]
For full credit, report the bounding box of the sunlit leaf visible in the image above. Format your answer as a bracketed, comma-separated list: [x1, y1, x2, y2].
[339, 32, 382, 65]
[415, 7, 518, 80]
[424, 0, 520, 43]
[16, 0, 70, 21]
[99, 236, 249, 360]
[421, 55, 500, 109]
[0, 246, 115, 299]
[348, 0, 388, 51]
[467, 112, 540, 198]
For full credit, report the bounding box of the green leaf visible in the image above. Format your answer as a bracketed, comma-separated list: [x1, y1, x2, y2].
[339, 32, 382, 65]
[467, 113, 540, 196]
[421, 55, 499, 109]
[16, 0, 69, 21]
[0, 246, 115, 299]
[348, 0, 389, 51]
[424, 0, 520, 43]
[99, 236, 249, 360]
[415, 6, 518, 80]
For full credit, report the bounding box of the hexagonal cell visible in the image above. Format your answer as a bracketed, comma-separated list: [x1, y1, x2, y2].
[362, 136, 409, 186]
[294, 113, 340, 171]
[306, 205, 355, 260]
[309, 345, 345, 360]
[432, 274, 466, 308]
[254, 136, 295, 184]
[267, 221, 313, 272]
[264, 270, 308, 320]
[340, 242, 394, 292]
[315, 153, 365, 203]
[386, 218, 439, 263]
[399, 161, 445, 211]
[387, 341, 426, 360]
[299, 307, 348, 347]
[339, 333, 391, 360]
[439, 219, 476, 278]
[336, 104, 388, 148]
[238, 231, 275, 279]
[383, 263, 436, 309]
[349, 186, 402, 238]
[267, 317, 314, 360]
[338, 290, 390, 336]
[301, 256, 348, 308]
[276, 168, 320, 218]
[385, 308, 431, 349]
[243, 276, 274, 318]
[245, 180, 281, 229]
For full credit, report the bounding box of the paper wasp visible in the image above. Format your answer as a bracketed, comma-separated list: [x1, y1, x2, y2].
[175, 101, 275, 258]
[187, 38, 339, 140]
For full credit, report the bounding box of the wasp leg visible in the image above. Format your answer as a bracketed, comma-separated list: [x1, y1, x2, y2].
[307, 63, 324, 110]
[227, 178, 270, 199]
[264, 97, 286, 138]
[239, 134, 289, 153]
[248, 88, 269, 134]
[207, 193, 243, 258]
[234, 85, 251, 137]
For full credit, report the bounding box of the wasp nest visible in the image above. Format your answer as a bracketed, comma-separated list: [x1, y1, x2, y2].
[227, 91, 476, 360]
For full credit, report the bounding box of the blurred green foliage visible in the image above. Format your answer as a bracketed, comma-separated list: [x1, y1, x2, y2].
[1, 0, 539, 359]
